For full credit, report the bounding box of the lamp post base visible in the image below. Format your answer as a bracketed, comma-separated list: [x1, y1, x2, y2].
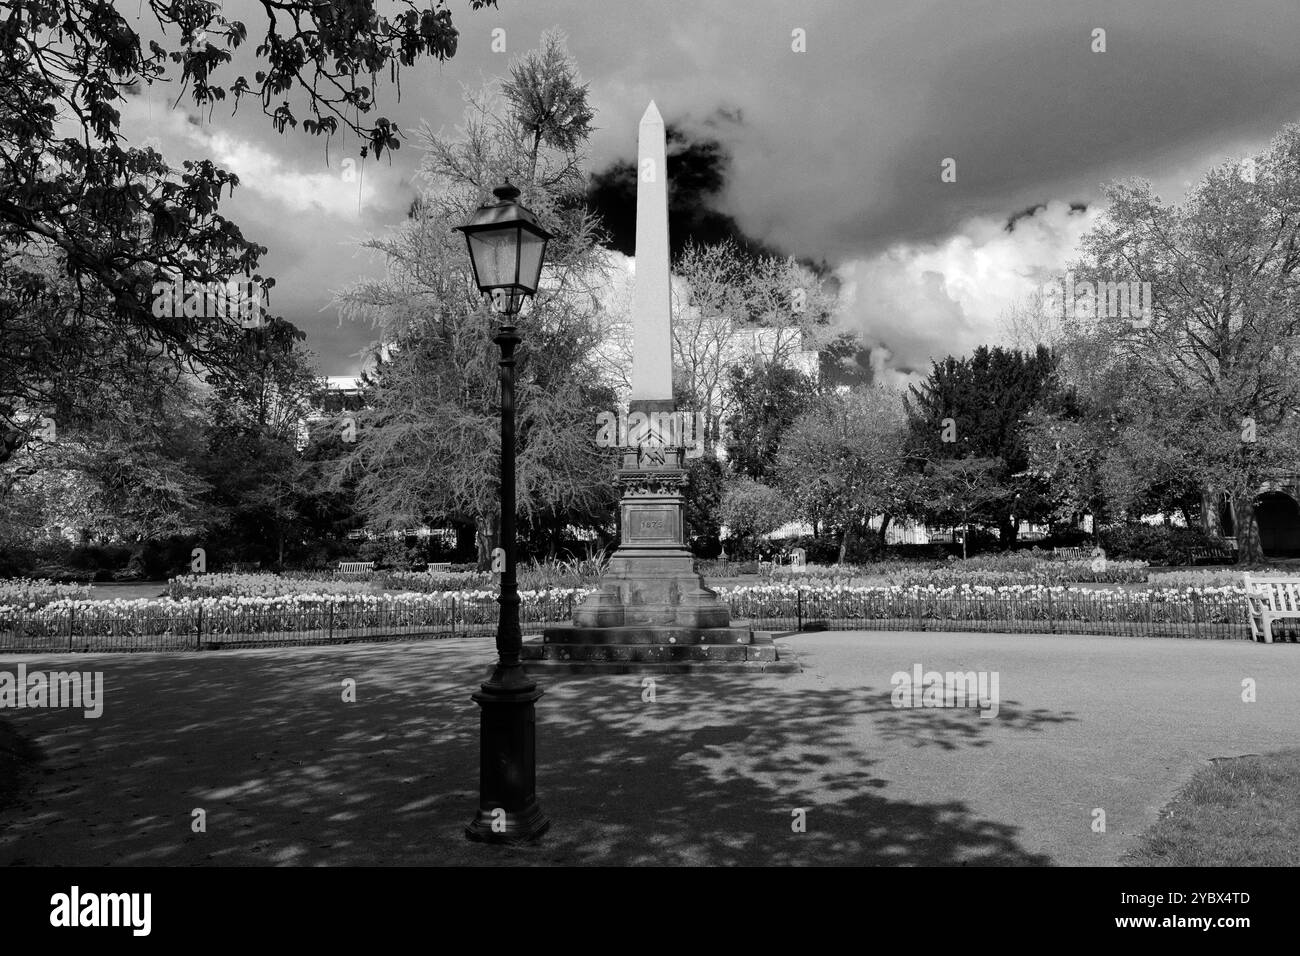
[465, 799, 552, 845]
[465, 681, 550, 845]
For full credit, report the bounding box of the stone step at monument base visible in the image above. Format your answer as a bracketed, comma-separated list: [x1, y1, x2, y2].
[519, 637, 800, 674]
[540, 622, 754, 645]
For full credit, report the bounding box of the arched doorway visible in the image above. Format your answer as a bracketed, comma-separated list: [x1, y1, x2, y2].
[1254, 491, 1300, 557]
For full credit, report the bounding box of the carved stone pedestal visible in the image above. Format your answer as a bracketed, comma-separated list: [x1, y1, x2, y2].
[534, 440, 797, 674]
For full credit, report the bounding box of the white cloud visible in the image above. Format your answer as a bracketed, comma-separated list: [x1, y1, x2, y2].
[120, 97, 397, 217]
[835, 201, 1103, 374]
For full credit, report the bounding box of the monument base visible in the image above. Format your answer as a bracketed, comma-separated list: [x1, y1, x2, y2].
[522, 629, 799, 674]
[525, 623, 800, 674]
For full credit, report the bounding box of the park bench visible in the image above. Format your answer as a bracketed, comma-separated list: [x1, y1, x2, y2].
[337, 561, 375, 577]
[1189, 544, 1237, 565]
[427, 562, 452, 573]
[1243, 573, 1300, 643]
[1053, 547, 1089, 560]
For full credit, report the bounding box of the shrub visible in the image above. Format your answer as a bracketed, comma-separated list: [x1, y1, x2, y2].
[1100, 524, 1226, 565]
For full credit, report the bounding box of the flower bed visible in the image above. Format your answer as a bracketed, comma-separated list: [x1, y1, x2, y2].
[720, 582, 1251, 640]
[0, 576, 1262, 651]
[167, 572, 376, 599]
[0, 588, 592, 652]
[0, 577, 93, 607]
[380, 569, 495, 592]
[771, 559, 1150, 588]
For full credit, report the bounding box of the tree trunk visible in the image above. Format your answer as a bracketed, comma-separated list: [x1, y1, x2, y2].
[1200, 488, 1223, 535]
[475, 514, 497, 570]
[455, 521, 476, 561]
[838, 522, 855, 564]
[998, 513, 1016, 547]
[1233, 492, 1264, 564]
[878, 513, 892, 544]
[962, 521, 969, 560]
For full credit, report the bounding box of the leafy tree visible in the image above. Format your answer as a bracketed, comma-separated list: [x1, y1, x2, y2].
[197, 318, 323, 567]
[1, 0, 493, 443]
[905, 345, 1064, 543]
[334, 34, 616, 566]
[684, 455, 725, 555]
[1050, 124, 1300, 561]
[666, 239, 834, 449]
[718, 476, 788, 557]
[775, 386, 911, 562]
[724, 359, 815, 480]
[919, 457, 1008, 560]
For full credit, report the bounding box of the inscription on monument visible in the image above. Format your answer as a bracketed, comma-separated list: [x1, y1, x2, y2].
[632, 508, 673, 539]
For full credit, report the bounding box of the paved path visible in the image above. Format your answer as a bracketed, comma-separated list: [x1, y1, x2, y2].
[0, 630, 1295, 866]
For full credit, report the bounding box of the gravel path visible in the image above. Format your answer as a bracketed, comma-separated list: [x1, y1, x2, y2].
[0, 630, 1295, 866]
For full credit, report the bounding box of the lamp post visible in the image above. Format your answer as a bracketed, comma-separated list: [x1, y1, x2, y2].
[456, 180, 553, 844]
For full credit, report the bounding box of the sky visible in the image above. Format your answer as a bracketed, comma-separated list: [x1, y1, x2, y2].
[116, 0, 1300, 381]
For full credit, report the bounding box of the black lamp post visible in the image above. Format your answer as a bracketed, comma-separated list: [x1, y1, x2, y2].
[455, 180, 553, 844]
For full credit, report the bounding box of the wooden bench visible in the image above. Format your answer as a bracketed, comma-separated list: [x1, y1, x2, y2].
[1053, 547, 1088, 560]
[1243, 573, 1300, 643]
[427, 562, 452, 573]
[337, 561, 375, 577]
[1189, 545, 1237, 565]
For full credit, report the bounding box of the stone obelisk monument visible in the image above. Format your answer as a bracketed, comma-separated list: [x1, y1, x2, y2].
[527, 102, 792, 672]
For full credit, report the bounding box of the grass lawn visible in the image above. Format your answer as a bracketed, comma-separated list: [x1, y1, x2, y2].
[1123, 749, 1300, 866]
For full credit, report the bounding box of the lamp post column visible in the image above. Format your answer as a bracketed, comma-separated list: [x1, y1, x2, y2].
[465, 320, 550, 843]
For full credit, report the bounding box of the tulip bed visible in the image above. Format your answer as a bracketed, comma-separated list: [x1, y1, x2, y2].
[0, 577, 93, 608]
[0, 574, 1265, 652]
[166, 573, 375, 599]
[720, 582, 1253, 640]
[0, 588, 589, 652]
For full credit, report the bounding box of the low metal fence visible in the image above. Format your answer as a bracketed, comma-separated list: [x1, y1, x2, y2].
[0, 589, 1268, 653]
[728, 589, 1255, 640]
[0, 594, 577, 653]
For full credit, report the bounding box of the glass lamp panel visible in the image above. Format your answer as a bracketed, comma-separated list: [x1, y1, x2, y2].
[515, 231, 547, 293]
[491, 288, 527, 315]
[467, 227, 520, 290]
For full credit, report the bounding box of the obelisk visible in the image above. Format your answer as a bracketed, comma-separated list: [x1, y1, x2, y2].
[526, 101, 792, 671]
[630, 101, 674, 407]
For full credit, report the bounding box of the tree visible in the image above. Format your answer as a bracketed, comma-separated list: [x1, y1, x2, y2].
[668, 240, 835, 450]
[2, 363, 213, 545]
[1051, 124, 1300, 561]
[919, 457, 1008, 559]
[684, 455, 725, 555]
[198, 322, 324, 567]
[724, 359, 815, 480]
[718, 476, 788, 557]
[775, 386, 911, 563]
[334, 34, 616, 566]
[905, 345, 1064, 543]
[1, 0, 493, 444]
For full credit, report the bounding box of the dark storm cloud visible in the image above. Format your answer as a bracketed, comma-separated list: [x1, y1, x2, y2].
[114, 0, 1300, 375]
[587, 112, 785, 260]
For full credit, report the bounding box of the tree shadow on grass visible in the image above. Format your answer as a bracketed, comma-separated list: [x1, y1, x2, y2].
[0, 640, 1071, 866]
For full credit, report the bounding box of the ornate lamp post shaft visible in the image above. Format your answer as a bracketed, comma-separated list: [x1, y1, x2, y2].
[457, 181, 552, 844]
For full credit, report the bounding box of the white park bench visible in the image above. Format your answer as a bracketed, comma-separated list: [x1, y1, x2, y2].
[1053, 547, 1088, 560]
[1243, 573, 1300, 644]
[427, 562, 452, 573]
[337, 561, 375, 577]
